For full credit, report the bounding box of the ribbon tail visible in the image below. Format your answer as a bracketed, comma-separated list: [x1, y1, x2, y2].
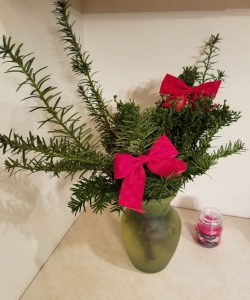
[118, 165, 146, 213]
[192, 80, 221, 100]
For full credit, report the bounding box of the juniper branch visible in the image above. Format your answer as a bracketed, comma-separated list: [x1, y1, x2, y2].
[184, 140, 245, 183]
[53, 0, 116, 149]
[144, 175, 183, 201]
[4, 156, 59, 176]
[193, 100, 241, 154]
[198, 34, 226, 83]
[0, 131, 111, 174]
[113, 101, 157, 154]
[69, 174, 120, 214]
[210, 140, 246, 160]
[0, 35, 93, 151]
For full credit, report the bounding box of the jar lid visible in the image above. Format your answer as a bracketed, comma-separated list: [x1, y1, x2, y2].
[200, 207, 222, 226]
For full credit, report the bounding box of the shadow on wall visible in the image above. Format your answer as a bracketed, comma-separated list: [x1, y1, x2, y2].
[123, 79, 161, 110]
[0, 166, 74, 268]
[0, 170, 39, 233]
[0, 0, 101, 142]
[70, 0, 250, 13]
[174, 195, 201, 211]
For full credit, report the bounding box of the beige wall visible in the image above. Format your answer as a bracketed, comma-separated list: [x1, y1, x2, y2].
[81, 10, 250, 218]
[0, 0, 250, 299]
[0, 1, 81, 299]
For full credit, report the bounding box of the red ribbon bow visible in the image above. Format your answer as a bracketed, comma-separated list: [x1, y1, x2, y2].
[160, 74, 221, 110]
[114, 134, 187, 213]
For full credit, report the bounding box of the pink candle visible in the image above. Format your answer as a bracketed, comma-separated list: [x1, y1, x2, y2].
[196, 208, 223, 248]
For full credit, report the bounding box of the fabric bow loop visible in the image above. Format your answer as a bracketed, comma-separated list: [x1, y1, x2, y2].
[114, 134, 187, 213]
[160, 74, 221, 110]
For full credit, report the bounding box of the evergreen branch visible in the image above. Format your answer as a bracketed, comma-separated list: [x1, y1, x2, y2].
[0, 35, 92, 151]
[113, 100, 157, 154]
[179, 66, 200, 87]
[210, 140, 246, 160]
[211, 69, 226, 82]
[198, 34, 226, 83]
[53, 0, 116, 149]
[69, 175, 119, 215]
[185, 140, 245, 183]
[4, 156, 59, 176]
[193, 100, 241, 154]
[144, 175, 182, 201]
[152, 99, 241, 159]
[4, 151, 111, 178]
[3, 154, 93, 177]
[0, 130, 111, 175]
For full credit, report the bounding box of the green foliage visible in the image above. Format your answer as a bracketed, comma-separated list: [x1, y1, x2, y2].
[179, 66, 200, 87]
[198, 33, 226, 83]
[178, 34, 226, 87]
[0, 36, 90, 149]
[113, 100, 157, 155]
[0, 0, 245, 215]
[53, 0, 116, 152]
[0, 130, 111, 177]
[69, 174, 120, 215]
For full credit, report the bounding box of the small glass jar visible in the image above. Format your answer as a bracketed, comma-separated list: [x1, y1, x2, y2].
[195, 207, 223, 248]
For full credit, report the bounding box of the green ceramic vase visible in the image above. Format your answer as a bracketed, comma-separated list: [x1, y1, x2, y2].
[121, 196, 181, 273]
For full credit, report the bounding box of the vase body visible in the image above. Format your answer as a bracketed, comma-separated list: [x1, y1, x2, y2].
[121, 196, 181, 273]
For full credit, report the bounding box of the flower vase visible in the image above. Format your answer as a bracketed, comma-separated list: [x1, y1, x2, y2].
[121, 196, 181, 273]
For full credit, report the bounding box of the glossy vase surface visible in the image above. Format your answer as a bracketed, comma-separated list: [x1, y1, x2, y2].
[121, 196, 181, 273]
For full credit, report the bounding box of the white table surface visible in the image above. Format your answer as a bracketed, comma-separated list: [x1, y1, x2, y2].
[21, 208, 250, 300]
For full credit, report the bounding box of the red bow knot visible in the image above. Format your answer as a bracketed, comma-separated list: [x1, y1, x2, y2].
[114, 134, 187, 213]
[160, 74, 221, 110]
